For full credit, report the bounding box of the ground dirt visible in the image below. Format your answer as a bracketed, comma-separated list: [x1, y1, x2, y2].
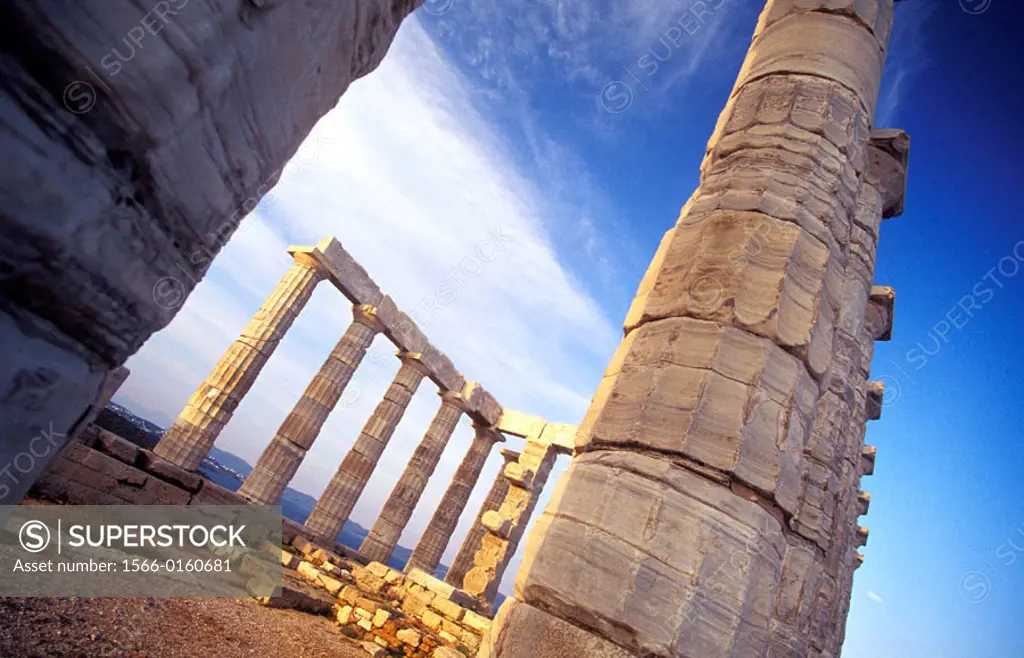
[0, 596, 366, 658]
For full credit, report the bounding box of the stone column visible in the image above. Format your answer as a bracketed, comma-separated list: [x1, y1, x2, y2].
[482, 2, 897, 655]
[304, 353, 428, 543]
[360, 390, 467, 564]
[463, 441, 557, 606]
[154, 256, 323, 470]
[237, 304, 381, 505]
[445, 448, 520, 589]
[772, 130, 907, 656]
[405, 422, 505, 575]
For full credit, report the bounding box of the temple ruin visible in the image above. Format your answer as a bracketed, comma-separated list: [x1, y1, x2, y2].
[3, 0, 911, 656]
[150, 235, 577, 606]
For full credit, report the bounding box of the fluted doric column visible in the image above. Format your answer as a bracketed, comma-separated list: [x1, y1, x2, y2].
[445, 448, 520, 589]
[360, 390, 467, 564]
[405, 422, 505, 575]
[482, 2, 899, 655]
[304, 353, 428, 543]
[238, 304, 381, 505]
[768, 130, 906, 656]
[155, 255, 323, 469]
[463, 441, 557, 605]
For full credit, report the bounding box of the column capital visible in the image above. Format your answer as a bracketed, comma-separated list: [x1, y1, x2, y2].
[438, 389, 468, 413]
[868, 129, 910, 219]
[866, 381, 884, 421]
[396, 351, 431, 376]
[289, 250, 327, 280]
[351, 304, 383, 331]
[500, 448, 521, 464]
[865, 286, 895, 341]
[471, 420, 506, 445]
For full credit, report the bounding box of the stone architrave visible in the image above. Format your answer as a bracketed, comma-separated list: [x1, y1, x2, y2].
[238, 304, 381, 505]
[360, 390, 467, 564]
[463, 440, 558, 605]
[445, 448, 520, 589]
[405, 422, 505, 575]
[154, 255, 323, 470]
[304, 353, 429, 543]
[481, 1, 899, 655]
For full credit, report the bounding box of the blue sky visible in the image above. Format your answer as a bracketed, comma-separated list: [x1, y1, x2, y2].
[119, 1, 1023, 655]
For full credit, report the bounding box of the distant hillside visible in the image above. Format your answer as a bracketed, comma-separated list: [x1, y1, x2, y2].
[99, 403, 431, 573]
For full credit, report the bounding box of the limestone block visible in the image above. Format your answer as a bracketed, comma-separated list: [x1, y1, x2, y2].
[866, 286, 895, 341]
[377, 296, 428, 354]
[318, 573, 344, 594]
[760, 0, 893, 50]
[860, 446, 877, 476]
[462, 609, 491, 634]
[437, 630, 458, 643]
[857, 492, 872, 517]
[538, 423, 577, 454]
[340, 585, 361, 605]
[866, 382, 885, 420]
[495, 409, 547, 440]
[336, 604, 354, 625]
[421, 344, 464, 393]
[421, 609, 443, 631]
[31, 472, 127, 506]
[478, 600, 633, 658]
[512, 452, 785, 656]
[188, 480, 246, 505]
[402, 591, 434, 616]
[296, 561, 321, 583]
[281, 549, 298, 570]
[397, 628, 422, 647]
[868, 130, 911, 219]
[577, 317, 816, 514]
[734, 11, 884, 118]
[356, 597, 379, 614]
[136, 449, 203, 492]
[360, 638, 382, 654]
[430, 597, 466, 622]
[93, 429, 139, 464]
[461, 381, 503, 426]
[298, 238, 382, 307]
[291, 535, 315, 555]
[372, 609, 390, 627]
[366, 562, 390, 578]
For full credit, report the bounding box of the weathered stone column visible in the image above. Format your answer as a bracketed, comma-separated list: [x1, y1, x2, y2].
[154, 255, 323, 470]
[445, 448, 520, 589]
[773, 130, 907, 657]
[305, 353, 428, 543]
[360, 390, 467, 564]
[463, 441, 557, 605]
[238, 304, 381, 505]
[482, 2, 897, 655]
[405, 422, 505, 575]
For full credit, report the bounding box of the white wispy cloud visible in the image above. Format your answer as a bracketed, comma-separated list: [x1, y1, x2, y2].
[876, 0, 935, 127]
[868, 590, 885, 604]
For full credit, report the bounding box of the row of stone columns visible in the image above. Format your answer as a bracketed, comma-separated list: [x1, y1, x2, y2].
[405, 422, 506, 574]
[238, 304, 380, 505]
[151, 240, 547, 603]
